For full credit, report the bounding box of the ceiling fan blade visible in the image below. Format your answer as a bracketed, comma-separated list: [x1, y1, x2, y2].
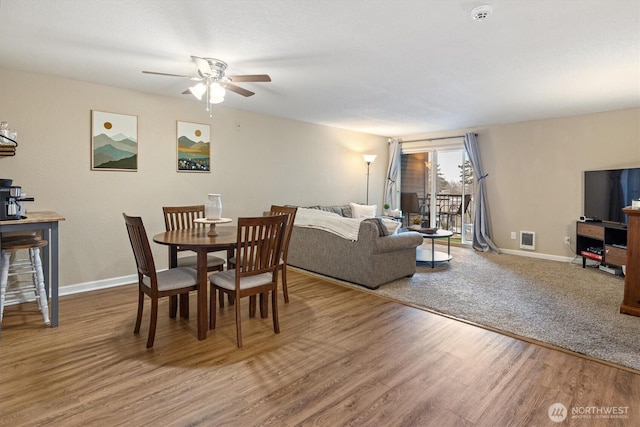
[191, 56, 212, 76]
[227, 74, 271, 82]
[142, 70, 191, 78]
[225, 83, 255, 97]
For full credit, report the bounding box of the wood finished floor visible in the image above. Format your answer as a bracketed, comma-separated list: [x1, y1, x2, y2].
[1, 270, 639, 426]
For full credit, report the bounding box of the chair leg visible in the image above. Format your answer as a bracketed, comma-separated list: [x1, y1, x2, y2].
[169, 295, 178, 318]
[281, 264, 289, 303]
[219, 289, 225, 308]
[235, 295, 242, 348]
[272, 288, 280, 334]
[249, 295, 257, 318]
[147, 297, 159, 348]
[259, 293, 268, 318]
[31, 248, 50, 325]
[0, 250, 10, 323]
[134, 288, 144, 334]
[179, 293, 189, 319]
[209, 284, 217, 329]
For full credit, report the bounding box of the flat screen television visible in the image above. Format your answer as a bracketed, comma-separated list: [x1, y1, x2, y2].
[584, 167, 640, 225]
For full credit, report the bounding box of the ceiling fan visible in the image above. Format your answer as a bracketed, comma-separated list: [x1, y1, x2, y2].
[143, 56, 271, 116]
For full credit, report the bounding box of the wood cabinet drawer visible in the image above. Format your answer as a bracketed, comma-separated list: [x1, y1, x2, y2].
[577, 223, 604, 239]
[605, 245, 627, 266]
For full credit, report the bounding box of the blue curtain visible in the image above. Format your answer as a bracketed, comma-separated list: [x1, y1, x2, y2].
[385, 138, 401, 211]
[463, 133, 500, 253]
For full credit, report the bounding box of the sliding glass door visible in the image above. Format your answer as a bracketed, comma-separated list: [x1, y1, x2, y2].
[401, 144, 474, 244]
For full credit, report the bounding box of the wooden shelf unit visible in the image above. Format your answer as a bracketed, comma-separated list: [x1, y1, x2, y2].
[620, 207, 640, 316]
[576, 221, 627, 270]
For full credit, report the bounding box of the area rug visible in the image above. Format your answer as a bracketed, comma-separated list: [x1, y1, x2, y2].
[296, 245, 640, 372]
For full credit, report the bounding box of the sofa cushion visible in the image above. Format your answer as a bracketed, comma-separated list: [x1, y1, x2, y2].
[350, 202, 377, 218]
[306, 204, 352, 218]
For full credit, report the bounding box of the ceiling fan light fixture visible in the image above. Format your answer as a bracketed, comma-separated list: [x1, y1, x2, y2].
[210, 83, 226, 99]
[209, 96, 225, 105]
[189, 83, 206, 100]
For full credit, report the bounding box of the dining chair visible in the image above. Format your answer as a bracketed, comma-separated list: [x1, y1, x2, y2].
[163, 205, 226, 316]
[229, 205, 298, 309]
[162, 205, 226, 271]
[209, 214, 287, 348]
[123, 213, 199, 348]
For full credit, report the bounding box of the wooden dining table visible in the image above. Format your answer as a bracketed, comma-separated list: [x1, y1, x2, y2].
[153, 225, 236, 340]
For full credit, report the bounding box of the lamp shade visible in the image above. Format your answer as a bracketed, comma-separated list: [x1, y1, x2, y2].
[209, 84, 226, 104]
[188, 83, 206, 100]
[363, 154, 377, 164]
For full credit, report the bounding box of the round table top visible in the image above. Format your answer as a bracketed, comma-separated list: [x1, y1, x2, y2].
[420, 229, 454, 238]
[153, 226, 237, 249]
[193, 217, 232, 225]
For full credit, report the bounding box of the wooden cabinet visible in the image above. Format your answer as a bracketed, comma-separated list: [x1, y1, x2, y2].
[576, 221, 627, 268]
[620, 207, 640, 316]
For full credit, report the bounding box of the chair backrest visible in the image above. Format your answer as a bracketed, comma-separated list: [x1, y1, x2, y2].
[463, 194, 472, 213]
[401, 192, 420, 214]
[235, 215, 287, 279]
[162, 205, 206, 231]
[455, 194, 472, 215]
[123, 213, 157, 283]
[269, 205, 298, 263]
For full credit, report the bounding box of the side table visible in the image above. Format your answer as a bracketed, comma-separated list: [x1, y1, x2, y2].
[416, 229, 453, 268]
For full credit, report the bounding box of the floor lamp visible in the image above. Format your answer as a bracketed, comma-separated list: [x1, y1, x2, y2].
[363, 154, 376, 204]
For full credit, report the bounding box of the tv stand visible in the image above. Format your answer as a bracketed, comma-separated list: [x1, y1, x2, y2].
[576, 221, 627, 270]
[620, 208, 640, 316]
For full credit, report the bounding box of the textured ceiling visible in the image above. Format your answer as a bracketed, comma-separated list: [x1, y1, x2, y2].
[0, 0, 638, 136]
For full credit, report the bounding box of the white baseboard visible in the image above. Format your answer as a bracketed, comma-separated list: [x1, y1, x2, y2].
[59, 273, 138, 297]
[499, 248, 574, 263]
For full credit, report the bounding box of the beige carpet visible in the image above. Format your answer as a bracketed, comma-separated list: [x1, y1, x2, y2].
[295, 245, 640, 372]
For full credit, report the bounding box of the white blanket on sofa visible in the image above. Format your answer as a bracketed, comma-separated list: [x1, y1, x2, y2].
[293, 207, 400, 241]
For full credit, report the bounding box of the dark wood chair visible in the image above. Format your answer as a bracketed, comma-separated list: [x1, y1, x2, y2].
[228, 205, 298, 311]
[162, 205, 226, 271]
[401, 192, 422, 226]
[269, 205, 298, 304]
[209, 215, 287, 348]
[123, 213, 198, 348]
[163, 205, 226, 316]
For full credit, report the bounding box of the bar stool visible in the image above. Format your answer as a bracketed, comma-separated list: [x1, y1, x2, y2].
[0, 235, 50, 325]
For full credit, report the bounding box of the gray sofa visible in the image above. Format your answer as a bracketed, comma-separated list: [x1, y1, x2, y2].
[287, 205, 423, 289]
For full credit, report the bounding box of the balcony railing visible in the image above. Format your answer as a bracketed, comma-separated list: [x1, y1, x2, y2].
[416, 193, 473, 238]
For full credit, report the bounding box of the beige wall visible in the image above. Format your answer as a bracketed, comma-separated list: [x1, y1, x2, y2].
[402, 108, 640, 258]
[2, 67, 638, 289]
[0, 68, 388, 288]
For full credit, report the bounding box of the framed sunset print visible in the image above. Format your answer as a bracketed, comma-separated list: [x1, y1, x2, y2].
[177, 121, 210, 172]
[91, 110, 138, 171]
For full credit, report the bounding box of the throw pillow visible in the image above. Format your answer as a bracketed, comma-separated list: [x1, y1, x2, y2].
[349, 202, 377, 219]
[363, 218, 389, 236]
[382, 218, 401, 234]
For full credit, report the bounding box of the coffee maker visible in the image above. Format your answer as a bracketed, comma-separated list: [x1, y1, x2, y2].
[0, 178, 34, 220]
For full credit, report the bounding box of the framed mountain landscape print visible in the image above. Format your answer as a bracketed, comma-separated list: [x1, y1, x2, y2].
[91, 110, 138, 171]
[176, 120, 210, 172]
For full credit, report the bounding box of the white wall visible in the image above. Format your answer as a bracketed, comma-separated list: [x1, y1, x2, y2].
[0, 68, 388, 287]
[401, 108, 640, 258]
